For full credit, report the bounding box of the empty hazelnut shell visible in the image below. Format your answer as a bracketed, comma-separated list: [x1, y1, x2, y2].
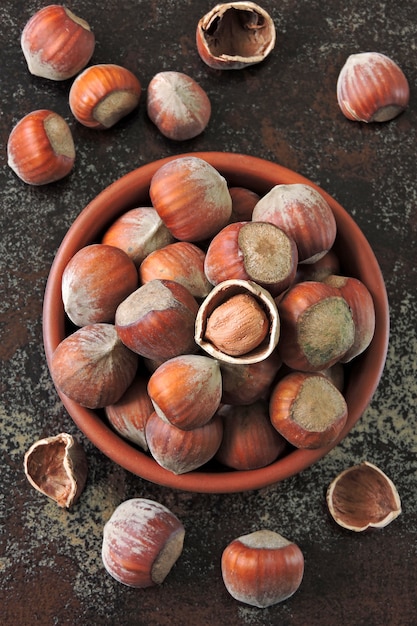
[24, 433, 88, 508]
[326, 461, 401, 532]
[196, 2, 276, 70]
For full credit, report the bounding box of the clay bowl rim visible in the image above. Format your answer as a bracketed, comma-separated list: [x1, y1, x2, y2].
[42, 151, 390, 494]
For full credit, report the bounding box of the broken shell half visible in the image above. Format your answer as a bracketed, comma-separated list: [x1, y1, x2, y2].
[195, 279, 280, 364]
[326, 461, 401, 532]
[196, 2, 276, 70]
[24, 433, 88, 508]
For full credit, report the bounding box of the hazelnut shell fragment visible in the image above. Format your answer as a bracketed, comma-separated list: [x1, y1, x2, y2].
[196, 2, 276, 70]
[24, 433, 88, 508]
[326, 461, 401, 531]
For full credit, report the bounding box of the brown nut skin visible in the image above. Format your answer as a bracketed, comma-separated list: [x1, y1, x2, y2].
[221, 529, 304, 608]
[102, 207, 174, 268]
[50, 323, 138, 409]
[147, 71, 211, 140]
[62, 243, 139, 327]
[277, 280, 355, 371]
[69, 64, 142, 129]
[149, 156, 232, 242]
[252, 183, 337, 264]
[269, 371, 348, 449]
[145, 411, 223, 474]
[104, 375, 154, 451]
[7, 110, 75, 185]
[326, 461, 402, 531]
[196, 2, 276, 70]
[21, 5, 95, 81]
[139, 241, 212, 299]
[115, 279, 199, 362]
[102, 498, 185, 587]
[24, 433, 87, 508]
[337, 52, 410, 122]
[215, 400, 288, 470]
[147, 354, 222, 430]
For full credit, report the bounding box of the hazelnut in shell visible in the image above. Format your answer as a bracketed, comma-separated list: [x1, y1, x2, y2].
[115, 279, 199, 362]
[204, 220, 298, 296]
[62, 243, 138, 327]
[269, 371, 348, 449]
[104, 375, 154, 451]
[139, 241, 212, 299]
[277, 280, 355, 371]
[69, 64, 142, 129]
[147, 354, 222, 430]
[24, 433, 87, 508]
[102, 498, 185, 587]
[147, 71, 211, 140]
[145, 410, 223, 474]
[50, 323, 138, 409]
[221, 529, 304, 607]
[21, 5, 95, 81]
[252, 183, 337, 264]
[7, 109, 75, 185]
[215, 400, 287, 470]
[337, 52, 409, 123]
[326, 461, 401, 531]
[102, 207, 174, 268]
[149, 156, 232, 242]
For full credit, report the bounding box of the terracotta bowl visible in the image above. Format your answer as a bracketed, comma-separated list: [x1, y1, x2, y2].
[43, 152, 389, 493]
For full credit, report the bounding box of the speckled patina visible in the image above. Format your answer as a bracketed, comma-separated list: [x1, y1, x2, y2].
[1, 1, 416, 625]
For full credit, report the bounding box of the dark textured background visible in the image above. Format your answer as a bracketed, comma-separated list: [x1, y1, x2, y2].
[1, 1, 416, 624]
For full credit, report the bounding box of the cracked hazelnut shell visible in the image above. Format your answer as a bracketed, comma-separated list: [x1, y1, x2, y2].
[326, 461, 401, 531]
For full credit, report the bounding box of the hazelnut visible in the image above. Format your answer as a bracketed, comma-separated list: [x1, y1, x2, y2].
[252, 183, 337, 264]
[115, 279, 199, 362]
[215, 400, 287, 470]
[7, 110, 75, 185]
[147, 354, 222, 430]
[149, 156, 232, 242]
[145, 410, 223, 474]
[102, 206, 174, 268]
[221, 529, 304, 607]
[21, 5, 95, 81]
[102, 498, 185, 587]
[69, 64, 142, 129]
[337, 52, 410, 122]
[62, 243, 138, 327]
[50, 323, 138, 409]
[147, 71, 211, 140]
[269, 371, 348, 449]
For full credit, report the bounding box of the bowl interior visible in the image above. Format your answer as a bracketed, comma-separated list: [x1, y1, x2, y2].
[43, 152, 389, 493]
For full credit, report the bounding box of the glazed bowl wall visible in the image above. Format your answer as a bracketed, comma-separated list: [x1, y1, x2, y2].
[42, 152, 389, 493]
